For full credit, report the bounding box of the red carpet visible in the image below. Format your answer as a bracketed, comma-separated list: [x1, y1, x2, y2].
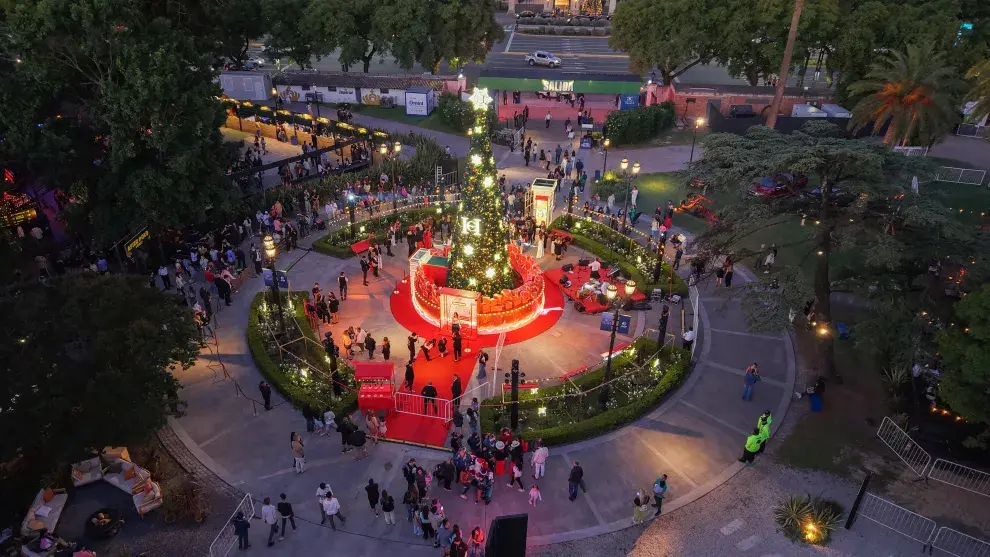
[544, 265, 647, 314]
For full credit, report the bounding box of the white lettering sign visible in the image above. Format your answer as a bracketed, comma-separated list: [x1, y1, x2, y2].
[541, 79, 574, 93]
[460, 217, 482, 236]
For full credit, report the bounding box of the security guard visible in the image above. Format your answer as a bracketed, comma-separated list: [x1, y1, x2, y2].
[756, 410, 772, 454]
[739, 428, 763, 464]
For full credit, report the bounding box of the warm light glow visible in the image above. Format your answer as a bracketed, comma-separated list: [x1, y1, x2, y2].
[606, 283, 618, 301]
[485, 267, 495, 278]
[394, 141, 401, 153]
[468, 278, 478, 286]
[818, 326, 830, 336]
[632, 162, 641, 175]
[379, 143, 387, 155]
[474, 126, 483, 134]
[468, 88, 493, 110]
[696, 118, 705, 127]
[471, 154, 482, 165]
[620, 158, 629, 171]
[360, 225, 366, 233]
[537, 407, 547, 416]
[263, 235, 276, 259]
[603, 138, 611, 148]
[483, 176, 494, 188]
[464, 245, 475, 256]
[625, 280, 636, 297]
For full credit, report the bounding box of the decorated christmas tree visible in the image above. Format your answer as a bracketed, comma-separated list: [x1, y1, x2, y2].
[446, 88, 515, 297]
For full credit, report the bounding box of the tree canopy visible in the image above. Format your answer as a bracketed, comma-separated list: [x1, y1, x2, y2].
[936, 284, 990, 448]
[385, 0, 504, 74]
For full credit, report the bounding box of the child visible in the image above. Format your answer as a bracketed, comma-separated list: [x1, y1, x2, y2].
[528, 485, 542, 506]
[437, 337, 448, 358]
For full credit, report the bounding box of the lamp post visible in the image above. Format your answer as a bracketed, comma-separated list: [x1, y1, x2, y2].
[617, 158, 641, 255]
[600, 280, 636, 407]
[392, 141, 401, 213]
[262, 234, 284, 333]
[347, 193, 356, 239]
[689, 117, 705, 164]
[600, 137, 610, 177]
[503, 359, 526, 431]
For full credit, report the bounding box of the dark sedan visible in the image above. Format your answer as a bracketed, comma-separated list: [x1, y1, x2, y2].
[747, 173, 809, 198]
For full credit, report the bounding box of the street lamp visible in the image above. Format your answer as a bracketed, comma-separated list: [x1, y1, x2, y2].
[262, 234, 284, 333]
[617, 159, 640, 255]
[600, 280, 637, 407]
[689, 118, 705, 164]
[601, 137, 611, 177]
[392, 141, 402, 213]
[347, 193, 357, 239]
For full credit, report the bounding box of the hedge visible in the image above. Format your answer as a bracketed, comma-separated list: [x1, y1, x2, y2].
[311, 207, 453, 258]
[604, 103, 676, 145]
[480, 338, 691, 446]
[246, 291, 357, 416]
[550, 216, 689, 296]
[517, 26, 610, 36]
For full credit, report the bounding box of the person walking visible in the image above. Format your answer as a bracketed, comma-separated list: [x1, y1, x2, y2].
[261, 497, 279, 547]
[528, 484, 542, 506]
[567, 461, 584, 501]
[421, 381, 439, 415]
[742, 363, 760, 401]
[322, 490, 347, 530]
[507, 460, 525, 492]
[452, 331, 463, 361]
[651, 474, 668, 516]
[259, 381, 272, 410]
[404, 361, 415, 392]
[277, 493, 296, 539]
[763, 244, 777, 274]
[407, 332, 420, 362]
[682, 327, 696, 352]
[531, 441, 549, 479]
[233, 511, 251, 550]
[381, 489, 396, 525]
[365, 479, 380, 517]
[328, 293, 340, 323]
[316, 482, 330, 524]
[451, 374, 463, 408]
[157, 265, 171, 289]
[291, 432, 305, 473]
[337, 271, 348, 300]
[739, 428, 763, 464]
[466, 407, 479, 436]
[545, 111, 552, 129]
[251, 243, 263, 274]
[469, 527, 485, 557]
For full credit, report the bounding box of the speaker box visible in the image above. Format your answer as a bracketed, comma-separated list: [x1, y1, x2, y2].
[578, 258, 590, 267]
[486, 514, 528, 557]
[561, 263, 574, 272]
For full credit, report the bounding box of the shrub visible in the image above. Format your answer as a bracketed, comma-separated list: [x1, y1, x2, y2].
[577, 27, 592, 36]
[773, 495, 844, 546]
[436, 93, 473, 133]
[547, 26, 556, 35]
[517, 16, 535, 25]
[604, 103, 677, 145]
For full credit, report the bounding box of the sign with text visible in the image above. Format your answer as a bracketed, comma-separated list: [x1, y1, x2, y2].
[619, 94, 640, 110]
[541, 79, 574, 93]
[263, 269, 289, 289]
[600, 312, 632, 335]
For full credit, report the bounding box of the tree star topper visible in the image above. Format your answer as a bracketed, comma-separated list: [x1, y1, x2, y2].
[469, 88, 493, 111]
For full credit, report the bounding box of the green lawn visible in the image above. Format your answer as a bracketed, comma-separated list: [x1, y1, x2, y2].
[927, 182, 990, 228]
[315, 101, 464, 136]
[619, 127, 710, 149]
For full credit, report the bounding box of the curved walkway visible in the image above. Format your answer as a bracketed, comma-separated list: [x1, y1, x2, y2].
[166, 147, 794, 556]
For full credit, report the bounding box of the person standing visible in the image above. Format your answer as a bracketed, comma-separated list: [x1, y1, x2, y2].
[365, 479, 380, 517]
[365, 333, 377, 359]
[381, 490, 396, 525]
[404, 361, 415, 392]
[739, 428, 762, 464]
[259, 381, 272, 410]
[316, 482, 330, 524]
[360, 256, 370, 286]
[322, 490, 347, 530]
[451, 374, 463, 408]
[157, 265, 171, 289]
[452, 331, 463, 361]
[233, 510, 251, 550]
[682, 327, 696, 352]
[567, 461, 584, 501]
[277, 493, 296, 539]
[545, 111, 552, 129]
[673, 244, 684, 270]
[742, 363, 760, 401]
[291, 432, 305, 473]
[469, 527, 485, 557]
[382, 336, 391, 360]
[531, 441, 549, 479]
[421, 381, 438, 415]
[261, 497, 279, 547]
[407, 332, 420, 362]
[756, 410, 773, 454]
[337, 271, 348, 300]
[328, 293, 340, 323]
[651, 474, 668, 516]
[251, 243, 262, 274]
[554, 144, 563, 166]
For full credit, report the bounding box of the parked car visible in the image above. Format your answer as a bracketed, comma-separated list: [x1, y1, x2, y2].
[516, 10, 537, 19]
[246, 57, 265, 68]
[525, 51, 561, 68]
[747, 173, 809, 198]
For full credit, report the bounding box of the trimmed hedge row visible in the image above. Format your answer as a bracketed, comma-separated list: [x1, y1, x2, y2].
[550, 216, 689, 296]
[311, 207, 452, 259]
[246, 291, 357, 416]
[480, 338, 691, 446]
[517, 26, 610, 36]
[604, 103, 676, 146]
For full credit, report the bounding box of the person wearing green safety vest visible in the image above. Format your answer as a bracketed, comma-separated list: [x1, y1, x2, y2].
[739, 428, 762, 464]
[756, 410, 772, 455]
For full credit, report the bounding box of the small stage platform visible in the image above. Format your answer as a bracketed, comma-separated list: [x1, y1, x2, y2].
[544, 264, 647, 314]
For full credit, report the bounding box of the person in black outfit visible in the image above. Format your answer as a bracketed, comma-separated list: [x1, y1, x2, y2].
[452, 331, 463, 361]
[407, 333, 419, 362]
[404, 361, 415, 392]
[440, 458, 456, 491]
[259, 381, 272, 410]
[421, 381, 438, 415]
[317, 296, 330, 324]
[407, 229, 416, 256]
[277, 493, 297, 537]
[365, 479, 380, 516]
[337, 272, 348, 300]
[330, 368, 343, 397]
[567, 461, 584, 501]
[360, 257, 370, 285]
[451, 374, 463, 409]
[365, 334, 376, 359]
[233, 511, 251, 550]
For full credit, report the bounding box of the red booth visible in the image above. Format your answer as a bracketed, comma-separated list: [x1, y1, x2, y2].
[354, 362, 395, 416]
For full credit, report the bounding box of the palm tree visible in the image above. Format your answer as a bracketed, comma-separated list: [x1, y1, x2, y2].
[965, 60, 990, 124]
[766, 0, 805, 129]
[848, 44, 964, 147]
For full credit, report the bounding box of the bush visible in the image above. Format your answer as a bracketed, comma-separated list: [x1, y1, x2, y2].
[311, 207, 453, 258]
[246, 292, 357, 416]
[436, 93, 473, 133]
[577, 27, 592, 36]
[604, 102, 677, 145]
[773, 495, 844, 546]
[550, 216, 689, 295]
[480, 339, 691, 446]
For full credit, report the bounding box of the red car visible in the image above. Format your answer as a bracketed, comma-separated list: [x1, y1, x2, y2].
[747, 173, 809, 198]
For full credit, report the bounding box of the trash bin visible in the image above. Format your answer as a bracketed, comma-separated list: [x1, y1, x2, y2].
[809, 393, 823, 412]
[594, 170, 601, 183]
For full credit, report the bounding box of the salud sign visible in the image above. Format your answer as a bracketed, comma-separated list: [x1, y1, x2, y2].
[600, 312, 632, 335]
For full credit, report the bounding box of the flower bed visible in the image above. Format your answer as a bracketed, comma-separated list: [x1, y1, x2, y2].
[246, 291, 357, 416]
[312, 206, 452, 259]
[480, 338, 691, 446]
[550, 216, 689, 296]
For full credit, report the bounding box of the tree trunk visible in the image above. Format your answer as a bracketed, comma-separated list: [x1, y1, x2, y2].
[362, 46, 378, 73]
[882, 120, 899, 146]
[814, 178, 837, 381]
[766, 0, 805, 129]
[745, 66, 760, 87]
[432, 57, 443, 75]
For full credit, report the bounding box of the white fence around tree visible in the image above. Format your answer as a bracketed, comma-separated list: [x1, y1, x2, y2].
[955, 124, 989, 139]
[209, 493, 256, 557]
[877, 416, 932, 477]
[935, 167, 987, 186]
[857, 492, 938, 550]
[929, 527, 990, 557]
[926, 459, 990, 499]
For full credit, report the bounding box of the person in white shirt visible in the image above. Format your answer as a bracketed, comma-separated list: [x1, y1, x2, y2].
[589, 258, 602, 280]
[531, 441, 549, 479]
[316, 482, 331, 523]
[682, 327, 696, 352]
[321, 490, 347, 530]
[261, 497, 279, 547]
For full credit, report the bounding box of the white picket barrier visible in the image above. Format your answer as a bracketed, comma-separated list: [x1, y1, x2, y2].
[929, 527, 990, 557]
[926, 459, 990, 498]
[877, 416, 932, 477]
[858, 493, 937, 549]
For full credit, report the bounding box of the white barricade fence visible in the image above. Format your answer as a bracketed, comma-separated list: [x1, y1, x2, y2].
[394, 390, 452, 422]
[926, 459, 990, 498]
[209, 493, 256, 557]
[956, 124, 988, 139]
[894, 146, 930, 157]
[858, 492, 937, 549]
[877, 416, 932, 477]
[929, 527, 990, 557]
[935, 167, 986, 186]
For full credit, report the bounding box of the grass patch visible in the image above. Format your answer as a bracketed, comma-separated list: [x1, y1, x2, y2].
[319, 102, 465, 136]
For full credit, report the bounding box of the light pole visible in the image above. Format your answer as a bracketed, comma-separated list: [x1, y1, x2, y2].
[617, 158, 641, 255]
[392, 141, 401, 212]
[263, 234, 284, 333]
[600, 280, 636, 407]
[689, 118, 705, 164]
[503, 359, 526, 431]
[600, 137, 610, 177]
[347, 193, 356, 239]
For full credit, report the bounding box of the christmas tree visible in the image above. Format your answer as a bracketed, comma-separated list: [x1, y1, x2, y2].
[446, 88, 515, 297]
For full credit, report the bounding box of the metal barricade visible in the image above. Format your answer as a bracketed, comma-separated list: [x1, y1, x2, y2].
[858, 493, 937, 549]
[936, 166, 986, 186]
[209, 493, 255, 557]
[926, 459, 990, 498]
[877, 416, 932, 477]
[394, 390, 452, 421]
[894, 146, 929, 157]
[929, 527, 990, 557]
[956, 124, 989, 139]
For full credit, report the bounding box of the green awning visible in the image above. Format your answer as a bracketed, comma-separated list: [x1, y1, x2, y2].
[427, 255, 449, 267]
[477, 76, 642, 94]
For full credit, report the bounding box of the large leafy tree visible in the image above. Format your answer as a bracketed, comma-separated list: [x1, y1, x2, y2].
[0, 0, 238, 246]
[385, 0, 503, 74]
[0, 274, 198, 516]
[965, 59, 990, 123]
[692, 122, 969, 378]
[709, 0, 794, 86]
[848, 45, 966, 147]
[216, 0, 271, 66]
[265, 0, 321, 70]
[936, 285, 990, 448]
[608, 0, 716, 85]
[304, 0, 390, 73]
